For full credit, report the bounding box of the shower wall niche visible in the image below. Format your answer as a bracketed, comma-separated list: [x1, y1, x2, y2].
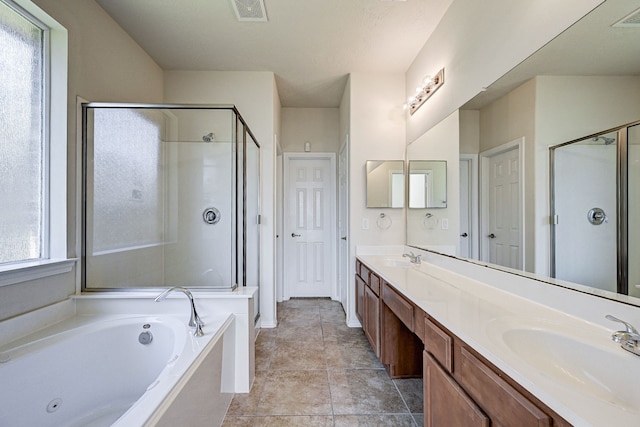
[82, 104, 260, 292]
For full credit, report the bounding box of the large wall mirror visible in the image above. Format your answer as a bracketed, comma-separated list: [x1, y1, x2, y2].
[406, 0, 640, 304]
[408, 161, 447, 208]
[366, 160, 405, 208]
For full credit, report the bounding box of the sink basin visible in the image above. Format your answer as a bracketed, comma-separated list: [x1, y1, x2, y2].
[500, 327, 640, 410]
[382, 257, 412, 267]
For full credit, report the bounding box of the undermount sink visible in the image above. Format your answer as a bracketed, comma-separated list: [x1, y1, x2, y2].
[499, 327, 640, 411]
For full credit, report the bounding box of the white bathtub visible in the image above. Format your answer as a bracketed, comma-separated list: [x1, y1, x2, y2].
[0, 313, 234, 427]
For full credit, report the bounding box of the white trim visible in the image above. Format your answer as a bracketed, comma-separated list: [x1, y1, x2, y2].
[0, 259, 76, 288]
[479, 138, 525, 268]
[338, 136, 350, 312]
[460, 154, 479, 259]
[282, 152, 338, 300]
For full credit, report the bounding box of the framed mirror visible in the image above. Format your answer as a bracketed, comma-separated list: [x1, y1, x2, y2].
[366, 160, 405, 208]
[408, 160, 447, 208]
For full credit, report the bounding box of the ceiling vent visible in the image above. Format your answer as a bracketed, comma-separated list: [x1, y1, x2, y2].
[231, 0, 267, 22]
[613, 6, 640, 27]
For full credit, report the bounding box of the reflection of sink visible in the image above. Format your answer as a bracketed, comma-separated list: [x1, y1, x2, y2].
[382, 257, 412, 267]
[502, 328, 640, 410]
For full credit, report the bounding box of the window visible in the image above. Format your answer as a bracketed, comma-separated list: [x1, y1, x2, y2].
[0, 0, 45, 264]
[0, 0, 69, 281]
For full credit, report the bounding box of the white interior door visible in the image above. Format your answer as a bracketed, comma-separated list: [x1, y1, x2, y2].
[284, 154, 336, 298]
[481, 142, 523, 269]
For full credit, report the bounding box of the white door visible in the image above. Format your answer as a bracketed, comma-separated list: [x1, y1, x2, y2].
[484, 144, 522, 269]
[284, 154, 336, 298]
[459, 159, 471, 258]
[338, 140, 349, 308]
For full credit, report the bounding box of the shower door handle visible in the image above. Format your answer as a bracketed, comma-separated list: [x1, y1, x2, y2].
[488, 233, 496, 239]
[291, 233, 301, 238]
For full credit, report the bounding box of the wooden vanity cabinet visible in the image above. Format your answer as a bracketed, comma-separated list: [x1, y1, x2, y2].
[355, 259, 569, 426]
[355, 259, 381, 357]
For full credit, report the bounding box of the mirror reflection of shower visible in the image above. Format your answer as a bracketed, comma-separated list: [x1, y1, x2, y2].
[550, 120, 640, 298]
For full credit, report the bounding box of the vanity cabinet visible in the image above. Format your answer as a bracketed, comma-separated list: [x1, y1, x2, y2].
[355, 260, 381, 357]
[355, 258, 571, 427]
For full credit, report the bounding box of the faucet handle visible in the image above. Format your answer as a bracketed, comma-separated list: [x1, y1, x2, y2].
[606, 315, 640, 335]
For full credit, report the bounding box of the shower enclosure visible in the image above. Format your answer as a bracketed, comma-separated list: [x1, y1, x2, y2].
[82, 104, 260, 297]
[550, 120, 640, 297]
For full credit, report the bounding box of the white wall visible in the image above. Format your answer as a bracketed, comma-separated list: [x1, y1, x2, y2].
[281, 108, 340, 153]
[406, 110, 460, 254]
[163, 71, 280, 327]
[405, 0, 604, 143]
[346, 73, 406, 325]
[0, 0, 164, 322]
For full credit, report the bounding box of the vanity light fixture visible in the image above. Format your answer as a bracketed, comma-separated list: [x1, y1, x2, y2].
[405, 68, 445, 115]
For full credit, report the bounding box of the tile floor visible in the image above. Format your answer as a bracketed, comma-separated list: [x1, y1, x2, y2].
[222, 298, 424, 427]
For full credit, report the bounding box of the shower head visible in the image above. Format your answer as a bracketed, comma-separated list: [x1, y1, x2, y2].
[592, 136, 616, 145]
[202, 132, 215, 142]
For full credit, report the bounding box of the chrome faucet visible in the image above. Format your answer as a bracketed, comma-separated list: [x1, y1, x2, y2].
[155, 287, 205, 337]
[402, 251, 421, 264]
[606, 315, 640, 357]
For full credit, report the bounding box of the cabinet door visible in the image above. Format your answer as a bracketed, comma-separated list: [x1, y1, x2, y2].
[458, 347, 551, 427]
[424, 352, 489, 427]
[355, 274, 365, 324]
[364, 284, 380, 356]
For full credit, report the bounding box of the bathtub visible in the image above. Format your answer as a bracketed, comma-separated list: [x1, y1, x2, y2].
[0, 313, 235, 427]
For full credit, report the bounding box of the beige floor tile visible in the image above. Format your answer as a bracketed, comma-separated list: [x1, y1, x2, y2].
[393, 378, 424, 413]
[257, 370, 332, 415]
[226, 370, 268, 416]
[269, 339, 327, 370]
[252, 415, 334, 426]
[324, 340, 383, 369]
[255, 337, 277, 371]
[222, 416, 255, 427]
[412, 413, 424, 427]
[334, 414, 417, 427]
[276, 321, 324, 341]
[321, 322, 368, 342]
[329, 369, 409, 415]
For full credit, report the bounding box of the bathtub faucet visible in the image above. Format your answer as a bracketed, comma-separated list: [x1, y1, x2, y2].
[155, 287, 205, 337]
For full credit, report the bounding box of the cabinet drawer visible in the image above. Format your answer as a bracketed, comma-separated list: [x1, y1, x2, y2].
[360, 263, 371, 284]
[459, 347, 551, 427]
[382, 282, 414, 331]
[368, 272, 381, 296]
[424, 317, 453, 372]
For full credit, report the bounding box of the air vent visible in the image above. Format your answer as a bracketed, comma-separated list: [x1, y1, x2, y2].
[231, 0, 267, 22]
[613, 6, 640, 27]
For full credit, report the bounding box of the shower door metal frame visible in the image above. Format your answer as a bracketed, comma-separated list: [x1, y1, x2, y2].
[549, 119, 640, 295]
[81, 102, 260, 293]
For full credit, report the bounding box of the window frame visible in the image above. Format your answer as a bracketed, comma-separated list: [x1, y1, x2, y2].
[0, 0, 72, 286]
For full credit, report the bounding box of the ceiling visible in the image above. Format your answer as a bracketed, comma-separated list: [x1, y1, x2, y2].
[94, 0, 454, 108]
[463, 0, 640, 110]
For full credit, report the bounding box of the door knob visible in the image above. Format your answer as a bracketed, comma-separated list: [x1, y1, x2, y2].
[291, 233, 301, 237]
[488, 233, 496, 239]
[460, 233, 468, 237]
[341, 236, 347, 241]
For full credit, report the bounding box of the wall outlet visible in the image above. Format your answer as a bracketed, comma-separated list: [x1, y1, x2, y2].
[441, 218, 449, 230]
[362, 218, 369, 230]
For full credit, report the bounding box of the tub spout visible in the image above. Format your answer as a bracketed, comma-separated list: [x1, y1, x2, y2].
[155, 287, 205, 337]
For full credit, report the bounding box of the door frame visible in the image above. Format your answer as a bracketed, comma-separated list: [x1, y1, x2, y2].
[282, 152, 337, 300]
[479, 138, 525, 267]
[338, 137, 350, 309]
[460, 154, 479, 260]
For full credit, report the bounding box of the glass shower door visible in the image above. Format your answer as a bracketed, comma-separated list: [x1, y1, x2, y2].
[552, 132, 618, 292]
[628, 124, 640, 298]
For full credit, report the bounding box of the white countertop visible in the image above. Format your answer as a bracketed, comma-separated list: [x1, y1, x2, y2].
[357, 253, 640, 427]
